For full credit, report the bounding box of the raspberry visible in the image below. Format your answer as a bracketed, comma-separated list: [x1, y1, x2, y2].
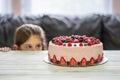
[89, 37, 94, 41]
[58, 41, 63, 46]
[88, 42, 92, 46]
[93, 39, 100, 44]
[68, 42, 72, 47]
[79, 42, 83, 46]
[93, 40, 98, 44]
[96, 39, 100, 43]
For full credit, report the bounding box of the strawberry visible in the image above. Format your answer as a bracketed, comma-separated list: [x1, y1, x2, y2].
[90, 57, 94, 65]
[52, 55, 57, 64]
[70, 58, 77, 67]
[66, 37, 72, 42]
[83, 37, 88, 41]
[60, 57, 66, 66]
[73, 39, 79, 43]
[97, 54, 101, 63]
[80, 58, 87, 66]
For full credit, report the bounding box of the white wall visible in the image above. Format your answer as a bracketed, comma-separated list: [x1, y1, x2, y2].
[113, 0, 120, 14]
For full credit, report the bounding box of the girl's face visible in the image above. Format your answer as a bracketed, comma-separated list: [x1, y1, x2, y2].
[20, 35, 42, 51]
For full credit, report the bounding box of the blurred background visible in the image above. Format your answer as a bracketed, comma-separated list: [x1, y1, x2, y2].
[0, 0, 120, 16]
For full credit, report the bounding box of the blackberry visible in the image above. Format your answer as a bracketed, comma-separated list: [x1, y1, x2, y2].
[83, 40, 88, 43]
[61, 39, 66, 43]
[71, 36, 75, 40]
[84, 43, 87, 46]
[52, 39, 54, 43]
[63, 44, 66, 46]
[80, 37, 83, 42]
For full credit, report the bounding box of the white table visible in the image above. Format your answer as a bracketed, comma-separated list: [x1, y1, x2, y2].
[0, 50, 120, 80]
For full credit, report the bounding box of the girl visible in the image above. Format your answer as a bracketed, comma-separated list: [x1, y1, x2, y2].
[0, 24, 47, 51]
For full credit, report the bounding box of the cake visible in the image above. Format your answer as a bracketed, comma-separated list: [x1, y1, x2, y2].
[48, 35, 103, 67]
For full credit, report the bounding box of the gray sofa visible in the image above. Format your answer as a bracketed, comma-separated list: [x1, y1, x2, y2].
[0, 14, 120, 50]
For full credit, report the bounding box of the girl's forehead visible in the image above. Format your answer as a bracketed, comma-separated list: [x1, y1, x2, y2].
[24, 35, 42, 43]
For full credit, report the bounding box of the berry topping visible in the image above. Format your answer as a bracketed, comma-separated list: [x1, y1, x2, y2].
[66, 37, 72, 42]
[88, 42, 92, 46]
[63, 44, 66, 46]
[83, 37, 88, 41]
[79, 37, 83, 42]
[58, 41, 63, 46]
[71, 36, 75, 40]
[79, 42, 83, 46]
[74, 44, 77, 46]
[73, 39, 79, 43]
[96, 39, 100, 43]
[52, 35, 101, 46]
[68, 42, 72, 47]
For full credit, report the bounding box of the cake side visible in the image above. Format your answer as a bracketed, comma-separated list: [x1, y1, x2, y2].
[48, 41, 103, 60]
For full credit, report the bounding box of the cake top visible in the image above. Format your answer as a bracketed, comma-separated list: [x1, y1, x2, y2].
[51, 35, 101, 46]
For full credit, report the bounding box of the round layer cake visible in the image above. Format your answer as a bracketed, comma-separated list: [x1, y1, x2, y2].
[48, 35, 103, 67]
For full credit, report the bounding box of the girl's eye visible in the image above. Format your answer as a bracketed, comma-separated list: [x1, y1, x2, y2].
[36, 44, 41, 48]
[26, 45, 32, 49]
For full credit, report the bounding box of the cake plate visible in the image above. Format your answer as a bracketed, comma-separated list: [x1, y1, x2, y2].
[43, 55, 108, 67]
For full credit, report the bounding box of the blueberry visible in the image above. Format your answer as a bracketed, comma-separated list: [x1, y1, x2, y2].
[74, 44, 77, 46]
[63, 44, 66, 46]
[84, 43, 87, 46]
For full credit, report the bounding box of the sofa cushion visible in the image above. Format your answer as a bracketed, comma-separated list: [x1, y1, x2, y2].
[0, 15, 43, 48]
[0, 25, 6, 47]
[40, 14, 102, 44]
[102, 15, 120, 50]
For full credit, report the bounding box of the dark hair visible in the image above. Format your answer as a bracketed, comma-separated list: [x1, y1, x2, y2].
[14, 24, 47, 50]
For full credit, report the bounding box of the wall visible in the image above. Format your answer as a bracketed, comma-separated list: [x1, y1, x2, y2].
[113, 0, 120, 14]
[11, 0, 120, 15]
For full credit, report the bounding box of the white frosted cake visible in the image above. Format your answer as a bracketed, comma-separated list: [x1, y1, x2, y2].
[48, 35, 103, 67]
